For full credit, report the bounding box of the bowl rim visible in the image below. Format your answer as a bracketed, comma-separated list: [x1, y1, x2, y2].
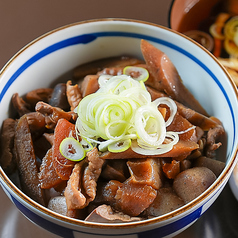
[0, 17, 238, 230]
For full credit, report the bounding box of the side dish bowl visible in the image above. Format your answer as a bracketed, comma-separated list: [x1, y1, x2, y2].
[0, 19, 238, 238]
[168, 0, 220, 33]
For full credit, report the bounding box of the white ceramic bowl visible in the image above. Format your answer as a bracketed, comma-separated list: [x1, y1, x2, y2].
[0, 19, 238, 238]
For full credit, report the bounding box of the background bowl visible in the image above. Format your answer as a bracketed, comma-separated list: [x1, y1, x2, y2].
[168, 0, 238, 53]
[169, 0, 220, 33]
[0, 18, 238, 238]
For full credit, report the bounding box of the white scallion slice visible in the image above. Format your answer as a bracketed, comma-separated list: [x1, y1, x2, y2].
[123, 66, 149, 82]
[60, 137, 85, 161]
[80, 137, 93, 152]
[134, 104, 166, 147]
[108, 138, 131, 152]
[131, 131, 179, 155]
[153, 97, 177, 127]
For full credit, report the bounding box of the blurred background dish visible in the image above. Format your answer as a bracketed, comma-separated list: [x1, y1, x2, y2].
[169, 0, 238, 86]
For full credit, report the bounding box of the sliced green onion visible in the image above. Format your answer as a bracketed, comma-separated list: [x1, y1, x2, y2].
[60, 137, 85, 161]
[131, 131, 179, 155]
[108, 138, 131, 152]
[123, 66, 149, 82]
[134, 104, 166, 147]
[75, 73, 179, 155]
[80, 137, 93, 152]
[153, 97, 177, 127]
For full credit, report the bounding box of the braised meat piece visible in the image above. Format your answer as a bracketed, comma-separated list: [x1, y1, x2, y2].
[100, 160, 129, 182]
[12, 93, 31, 116]
[80, 75, 99, 97]
[114, 180, 157, 217]
[85, 204, 142, 223]
[38, 148, 63, 189]
[14, 115, 45, 205]
[0, 118, 17, 174]
[64, 161, 87, 210]
[127, 158, 163, 189]
[100, 158, 162, 217]
[49, 83, 69, 111]
[64, 148, 104, 214]
[205, 125, 225, 158]
[141, 39, 208, 116]
[100, 179, 157, 217]
[35, 101, 77, 129]
[26, 88, 53, 108]
[101, 180, 123, 204]
[83, 147, 105, 203]
[66, 80, 82, 111]
[26, 112, 46, 139]
[162, 160, 181, 179]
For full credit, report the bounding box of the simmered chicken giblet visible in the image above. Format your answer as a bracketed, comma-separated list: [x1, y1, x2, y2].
[141, 40, 208, 116]
[35, 102, 77, 129]
[14, 115, 46, 206]
[205, 125, 225, 158]
[85, 204, 142, 223]
[66, 80, 82, 111]
[64, 148, 104, 216]
[49, 83, 69, 111]
[0, 118, 16, 174]
[39, 148, 63, 189]
[64, 161, 87, 211]
[83, 148, 105, 203]
[12, 93, 31, 116]
[26, 88, 53, 109]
